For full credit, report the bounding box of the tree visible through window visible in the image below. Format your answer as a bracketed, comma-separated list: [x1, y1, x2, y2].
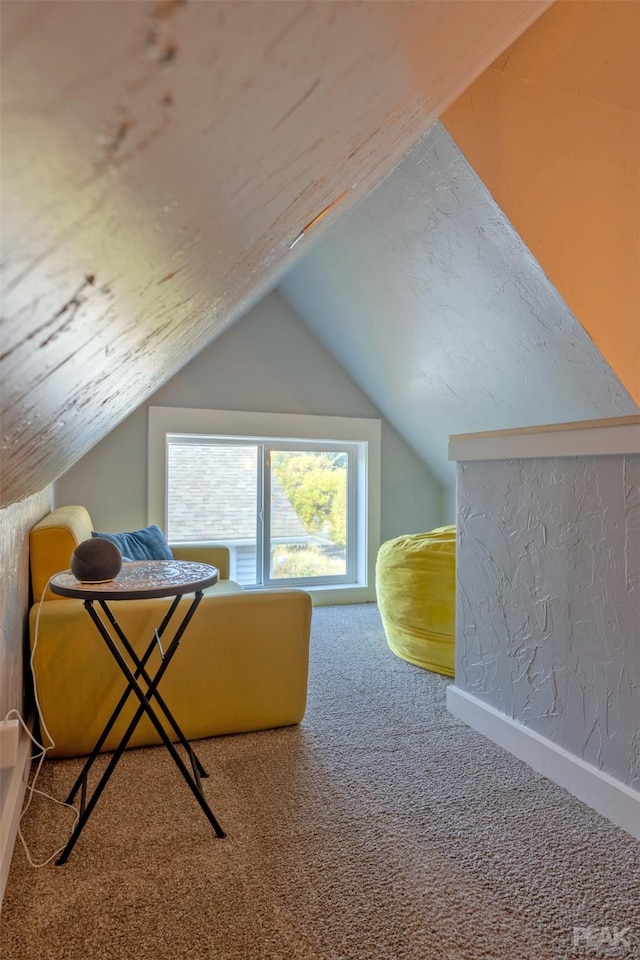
[270, 450, 347, 580]
[167, 436, 355, 588]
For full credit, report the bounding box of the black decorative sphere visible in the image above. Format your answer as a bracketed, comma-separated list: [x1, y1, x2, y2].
[71, 538, 122, 583]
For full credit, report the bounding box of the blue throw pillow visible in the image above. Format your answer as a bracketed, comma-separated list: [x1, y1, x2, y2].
[92, 524, 173, 562]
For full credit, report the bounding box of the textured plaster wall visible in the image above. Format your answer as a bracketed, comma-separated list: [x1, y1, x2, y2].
[279, 122, 638, 490]
[0, 488, 52, 815]
[55, 292, 443, 540]
[456, 454, 640, 788]
[443, 0, 640, 404]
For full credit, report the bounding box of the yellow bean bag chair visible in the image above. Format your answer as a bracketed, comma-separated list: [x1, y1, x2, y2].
[376, 525, 456, 677]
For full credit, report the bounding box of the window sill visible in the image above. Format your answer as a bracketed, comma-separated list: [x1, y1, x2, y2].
[247, 582, 376, 606]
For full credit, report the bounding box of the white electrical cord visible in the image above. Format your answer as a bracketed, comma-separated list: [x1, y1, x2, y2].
[4, 575, 79, 867]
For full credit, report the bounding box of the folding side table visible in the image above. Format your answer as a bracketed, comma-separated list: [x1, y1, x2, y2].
[49, 559, 226, 865]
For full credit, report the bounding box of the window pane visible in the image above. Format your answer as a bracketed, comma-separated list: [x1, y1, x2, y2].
[269, 450, 347, 579]
[167, 442, 259, 586]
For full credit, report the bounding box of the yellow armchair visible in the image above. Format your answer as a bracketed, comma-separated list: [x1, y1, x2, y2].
[29, 506, 311, 757]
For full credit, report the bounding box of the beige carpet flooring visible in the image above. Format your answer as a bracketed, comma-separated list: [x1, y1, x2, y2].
[1, 603, 639, 959]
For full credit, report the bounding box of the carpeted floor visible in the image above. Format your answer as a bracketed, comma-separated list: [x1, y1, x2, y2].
[2, 604, 639, 959]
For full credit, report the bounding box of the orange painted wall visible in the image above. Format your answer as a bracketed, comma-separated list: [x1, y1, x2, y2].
[442, 0, 640, 405]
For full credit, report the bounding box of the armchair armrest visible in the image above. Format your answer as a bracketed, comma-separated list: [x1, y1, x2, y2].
[170, 543, 230, 580]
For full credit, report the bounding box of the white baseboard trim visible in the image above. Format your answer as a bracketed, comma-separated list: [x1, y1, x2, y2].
[446, 685, 640, 842]
[0, 730, 31, 909]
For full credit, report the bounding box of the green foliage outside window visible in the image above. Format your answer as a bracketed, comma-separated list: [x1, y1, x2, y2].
[272, 451, 347, 548]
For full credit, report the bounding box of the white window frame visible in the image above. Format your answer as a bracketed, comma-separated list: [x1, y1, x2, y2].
[262, 439, 357, 588]
[148, 407, 381, 604]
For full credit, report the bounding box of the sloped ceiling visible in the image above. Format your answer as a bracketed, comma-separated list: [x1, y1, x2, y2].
[0, 0, 551, 508]
[442, 0, 640, 404]
[279, 121, 640, 486]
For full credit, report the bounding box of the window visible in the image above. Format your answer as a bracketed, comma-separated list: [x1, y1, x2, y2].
[148, 408, 380, 602]
[166, 437, 355, 587]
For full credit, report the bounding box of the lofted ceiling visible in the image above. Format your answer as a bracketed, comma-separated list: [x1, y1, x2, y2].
[0, 0, 552, 509]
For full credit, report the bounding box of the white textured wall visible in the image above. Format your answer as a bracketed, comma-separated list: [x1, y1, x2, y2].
[55, 292, 443, 540]
[279, 122, 639, 488]
[0, 488, 52, 815]
[456, 454, 640, 788]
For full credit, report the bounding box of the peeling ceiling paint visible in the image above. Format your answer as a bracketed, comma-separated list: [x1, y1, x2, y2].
[0, 0, 551, 507]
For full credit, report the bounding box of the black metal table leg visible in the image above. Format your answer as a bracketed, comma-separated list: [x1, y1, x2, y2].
[63, 593, 208, 807]
[64, 596, 184, 806]
[55, 585, 226, 866]
[97, 599, 209, 781]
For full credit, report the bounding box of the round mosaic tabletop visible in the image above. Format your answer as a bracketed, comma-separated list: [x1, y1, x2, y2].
[49, 559, 219, 601]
